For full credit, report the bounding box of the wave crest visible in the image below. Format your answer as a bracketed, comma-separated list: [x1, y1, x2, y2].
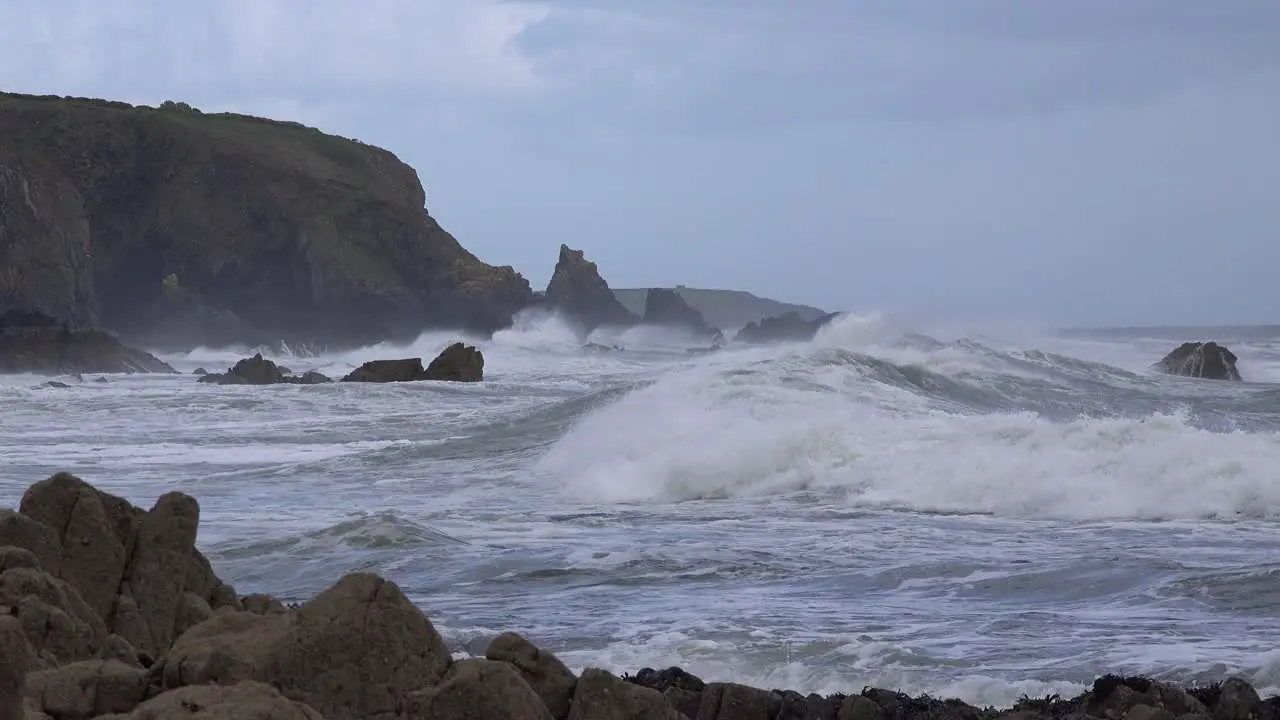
[533, 330, 1280, 521]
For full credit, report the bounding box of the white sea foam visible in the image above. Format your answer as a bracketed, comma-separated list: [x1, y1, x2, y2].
[5, 317, 1279, 702]
[536, 321, 1280, 520]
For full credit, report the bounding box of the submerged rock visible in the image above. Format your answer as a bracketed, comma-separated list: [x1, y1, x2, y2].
[1157, 341, 1242, 381]
[341, 342, 483, 383]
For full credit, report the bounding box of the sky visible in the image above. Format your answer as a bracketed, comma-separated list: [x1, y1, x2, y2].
[2, 1, 1279, 328]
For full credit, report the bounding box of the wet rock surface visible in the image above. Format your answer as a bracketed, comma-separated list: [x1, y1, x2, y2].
[2, 473, 1276, 720]
[340, 342, 484, 383]
[196, 353, 333, 385]
[1157, 341, 1242, 381]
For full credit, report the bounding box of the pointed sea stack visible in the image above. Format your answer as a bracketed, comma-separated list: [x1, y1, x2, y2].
[543, 244, 638, 335]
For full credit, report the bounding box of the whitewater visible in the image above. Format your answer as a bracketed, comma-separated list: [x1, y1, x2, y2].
[3, 310, 1280, 707]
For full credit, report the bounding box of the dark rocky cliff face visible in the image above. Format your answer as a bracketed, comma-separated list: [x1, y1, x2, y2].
[0, 159, 97, 330]
[0, 94, 534, 350]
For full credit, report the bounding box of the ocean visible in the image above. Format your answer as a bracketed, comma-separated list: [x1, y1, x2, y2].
[2, 311, 1279, 708]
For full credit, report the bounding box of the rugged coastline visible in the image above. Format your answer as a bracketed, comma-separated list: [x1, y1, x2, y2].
[1, 472, 1274, 720]
[1, 91, 846, 372]
[0, 92, 533, 352]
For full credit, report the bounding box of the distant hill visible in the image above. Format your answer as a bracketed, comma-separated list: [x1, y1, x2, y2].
[612, 287, 829, 330]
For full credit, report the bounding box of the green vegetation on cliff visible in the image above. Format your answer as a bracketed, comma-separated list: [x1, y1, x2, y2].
[613, 286, 827, 330]
[0, 92, 532, 349]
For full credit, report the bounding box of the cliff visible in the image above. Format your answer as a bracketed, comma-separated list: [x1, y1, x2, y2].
[613, 286, 827, 330]
[0, 93, 533, 350]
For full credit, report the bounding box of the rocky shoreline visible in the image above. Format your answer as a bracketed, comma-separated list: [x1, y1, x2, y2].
[0, 473, 1272, 719]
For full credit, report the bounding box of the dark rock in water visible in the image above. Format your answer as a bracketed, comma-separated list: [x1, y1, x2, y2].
[342, 358, 427, 383]
[198, 353, 284, 385]
[198, 371, 248, 385]
[642, 288, 720, 339]
[94, 376, 108, 383]
[290, 370, 332, 385]
[543, 244, 638, 335]
[1158, 341, 1242, 381]
[0, 91, 534, 352]
[198, 353, 333, 385]
[735, 311, 840, 344]
[230, 353, 284, 384]
[192, 367, 208, 375]
[0, 308, 175, 375]
[424, 341, 484, 382]
[44, 380, 71, 388]
[341, 342, 484, 383]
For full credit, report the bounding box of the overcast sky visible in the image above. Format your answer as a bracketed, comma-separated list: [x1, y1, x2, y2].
[2, 1, 1278, 327]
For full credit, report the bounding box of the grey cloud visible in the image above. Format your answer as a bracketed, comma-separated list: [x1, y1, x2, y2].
[519, 0, 1280, 133]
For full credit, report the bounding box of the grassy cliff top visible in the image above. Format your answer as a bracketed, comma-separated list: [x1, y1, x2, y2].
[613, 286, 829, 330]
[0, 92, 422, 208]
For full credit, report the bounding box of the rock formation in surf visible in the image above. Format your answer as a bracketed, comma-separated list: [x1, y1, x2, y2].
[1157, 341, 1242, 381]
[0, 92, 534, 353]
[197, 353, 332, 385]
[341, 342, 484, 383]
[734, 311, 841, 344]
[641, 288, 722, 342]
[2, 471, 1277, 719]
[543, 244, 638, 335]
[0, 308, 174, 375]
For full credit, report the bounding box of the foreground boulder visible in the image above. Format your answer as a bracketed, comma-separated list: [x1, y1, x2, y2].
[196, 353, 331, 385]
[0, 308, 175, 375]
[1157, 341, 1242, 381]
[734, 311, 840, 344]
[340, 342, 484, 383]
[154, 572, 452, 720]
[0, 472, 245, 664]
[486, 632, 578, 719]
[543, 244, 638, 335]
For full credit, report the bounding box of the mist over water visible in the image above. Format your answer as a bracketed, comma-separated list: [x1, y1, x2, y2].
[3, 310, 1280, 706]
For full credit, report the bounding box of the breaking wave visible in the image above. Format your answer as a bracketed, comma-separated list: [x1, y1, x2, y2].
[534, 314, 1280, 521]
